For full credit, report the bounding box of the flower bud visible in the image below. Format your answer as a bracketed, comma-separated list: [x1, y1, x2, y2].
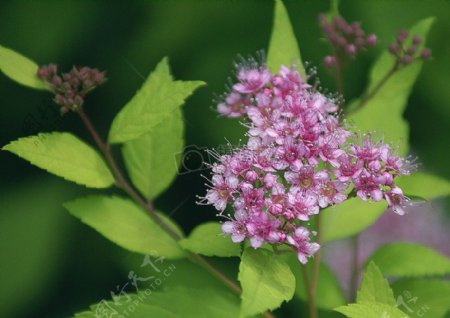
[345, 44, 357, 57]
[401, 55, 413, 65]
[412, 35, 421, 45]
[420, 48, 431, 59]
[406, 46, 417, 55]
[397, 29, 409, 43]
[388, 43, 400, 55]
[245, 171, 259, 182]
[366, 34, 377, 46]
[323, 55, 337, 68]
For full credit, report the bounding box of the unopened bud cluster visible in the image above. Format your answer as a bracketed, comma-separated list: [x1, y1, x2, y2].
[319, 14, 377, 68]
[37, 64, 106, 113]
[388, 29, 431, 66]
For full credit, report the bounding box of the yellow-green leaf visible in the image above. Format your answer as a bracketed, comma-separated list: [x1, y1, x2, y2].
[322, 198, 386, 242]
[0, 45, 49, 90]
[396, 172, 450, 199]
[267, 0, 304, 76]
[122, 107, 184, 199]
[2, 132, 114, 188]
[368, 242, 450, 277]
[179, 222, 241, 257]
[108, 57, 204, 144]
[335, 302, 409, 318]
[357, 261, 396, 306]
[348, 17, 435, 156]
[392, 279, 450, 318]
[64, 195, 185, 259]
[238, 248, 295, 317]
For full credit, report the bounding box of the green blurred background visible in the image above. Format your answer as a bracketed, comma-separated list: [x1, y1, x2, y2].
[0, 0, 449, 317]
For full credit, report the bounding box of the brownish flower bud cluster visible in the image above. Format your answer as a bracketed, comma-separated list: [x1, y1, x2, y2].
[319, 13, 377, 68]
[37, 64, 106, 113]
[388, 29, 431, 67]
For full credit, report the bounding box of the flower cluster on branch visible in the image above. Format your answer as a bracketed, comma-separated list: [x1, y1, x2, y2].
[200, 61, 415, 263]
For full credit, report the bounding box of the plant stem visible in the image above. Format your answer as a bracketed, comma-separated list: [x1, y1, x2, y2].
[309, 213, 322, 318]
[77, 108, 181, 240]
[300, 264, 315, 318]
[77, 108, 275, 318]
[334, 57, 344, 95]
[349, 234, 360, 301]
[348, 63, 398, 115]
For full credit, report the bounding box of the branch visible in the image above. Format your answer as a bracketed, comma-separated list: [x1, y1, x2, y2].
[77, 108, 276, 318]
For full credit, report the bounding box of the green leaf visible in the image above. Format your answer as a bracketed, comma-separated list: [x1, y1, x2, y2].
[368, 242, 450, 277]
[325, 0, 340, 20]
[392, 279, 450, 318]
[64, 195, 185, 259]
[122, 107, 184, 199]
[348, 17, 435, 156]
[75, 306, 177, 318]
[108, 57, 204, 144]
[238, 248, 295, 317]
[119, 256, 240, 297]
[396, 172, 450, 200]
[322, 198, 386, 242]
[267, 0, 305, 76]
[357, 261, 396, 306]
[335, 302, 409, 318]
[179, 222, 241, 257]
[284, 254, 345, 309]
[0, 45, 49, 90]
[77, 286, 240, 318]
[2, 132, 114, 188]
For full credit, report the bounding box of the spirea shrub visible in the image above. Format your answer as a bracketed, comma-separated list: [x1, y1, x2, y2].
[200, 62, 416, 264]
[1, 1, 449, 318]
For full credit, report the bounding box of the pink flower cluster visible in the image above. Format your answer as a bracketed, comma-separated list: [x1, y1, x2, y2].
[201, 62, 413, 263]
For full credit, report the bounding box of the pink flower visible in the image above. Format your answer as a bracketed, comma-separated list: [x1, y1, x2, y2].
[217, 92, 251, 118]
[222, 209, 248, 243]
[334, 154, 362, 182]
[266, 186, 288, 216]
[353, 171, 383, 201]
[233, 67, 271, 94]
[384, 187, 408, 215]
[273, 138, 307, 171]
[284, 166, 326, 192]
[287, 227, 320, 264]
[205, 175, 238, 211]
[242, 188, 265, 212]
[287, 192, 319, 221]
[317, 179, 348, 208]
[246, 212, 284, 248]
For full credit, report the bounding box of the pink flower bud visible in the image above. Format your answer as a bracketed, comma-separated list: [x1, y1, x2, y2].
[245, 171, 258, 182]
[345, 44, 357, 57]
[388, 43, 400, 55]
[397, 29, 409, 43]
[366, 34, 377, 46]
[421, 48, 431, 59]
[323, 55, 337, 68]
[412, 35, 421, 45]
[401, 55, 413, 65]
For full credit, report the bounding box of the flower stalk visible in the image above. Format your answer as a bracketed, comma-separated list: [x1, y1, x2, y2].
[76, 107, 275, 318]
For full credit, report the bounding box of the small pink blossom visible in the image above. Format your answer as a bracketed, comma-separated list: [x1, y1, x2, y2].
[287, 227, 321, 264]
[233, 67, 271, 94]
[287, 192, 319, 221]
[205, 175, 238, 211]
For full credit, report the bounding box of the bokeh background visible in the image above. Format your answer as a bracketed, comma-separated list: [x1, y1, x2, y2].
[0, 0, 449, 317]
